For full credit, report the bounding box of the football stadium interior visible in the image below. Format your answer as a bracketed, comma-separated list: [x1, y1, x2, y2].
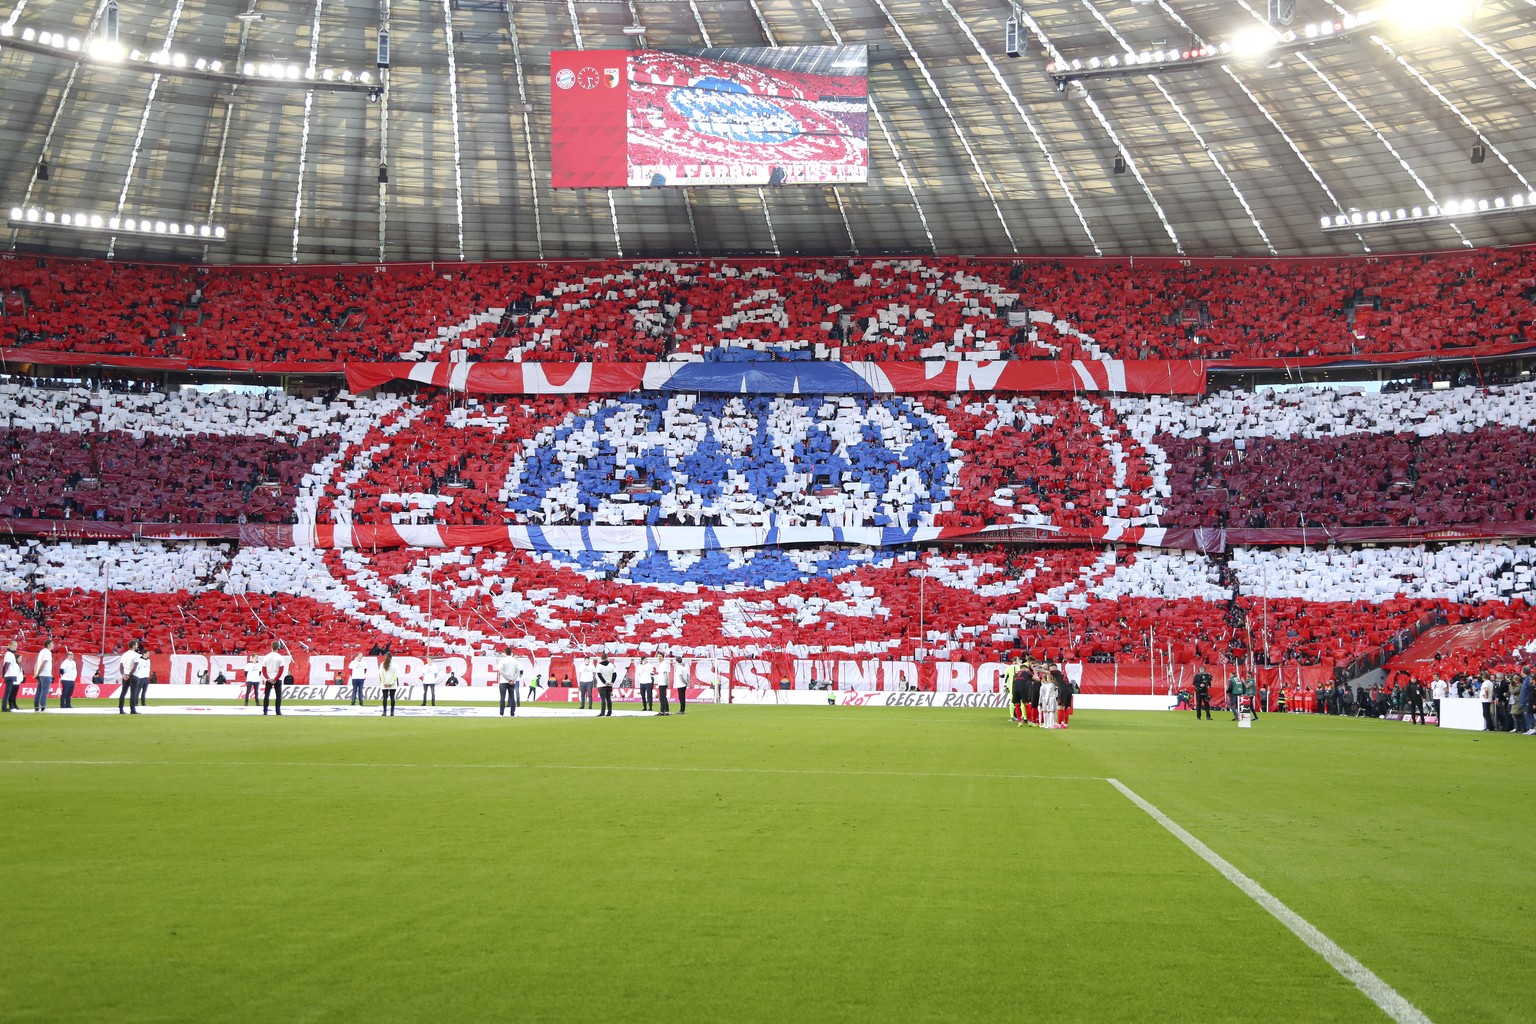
[3, 2, 1535, 1023]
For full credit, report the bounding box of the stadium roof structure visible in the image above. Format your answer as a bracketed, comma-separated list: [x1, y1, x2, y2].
[2, 0, 1535, 265]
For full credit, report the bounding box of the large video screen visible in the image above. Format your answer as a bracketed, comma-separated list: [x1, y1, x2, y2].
[551, 46, 869, 189]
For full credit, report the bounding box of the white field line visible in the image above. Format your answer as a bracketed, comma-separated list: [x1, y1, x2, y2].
[1107, 778, 1432, 1024]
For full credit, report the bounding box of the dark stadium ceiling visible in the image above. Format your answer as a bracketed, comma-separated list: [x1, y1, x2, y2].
[2, 0, 1535, 264]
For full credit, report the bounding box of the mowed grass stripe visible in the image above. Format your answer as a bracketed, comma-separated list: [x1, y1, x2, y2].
[1, 749, 1373, 1024]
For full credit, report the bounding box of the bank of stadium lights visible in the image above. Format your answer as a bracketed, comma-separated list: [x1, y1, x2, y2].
[1047, 10, 1378, 81]
[0, 22, 376, 91]
[1045, 1, 1479, 85]
[7, 206, 227, 241]
[1319, 190, 1536, 233]
[241, 60, 373, 85]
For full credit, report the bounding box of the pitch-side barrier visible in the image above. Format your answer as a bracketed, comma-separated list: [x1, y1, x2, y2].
[34, 683, 1173, 711]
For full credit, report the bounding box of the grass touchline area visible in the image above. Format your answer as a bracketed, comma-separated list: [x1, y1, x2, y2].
[4, 707, 1531, 1024]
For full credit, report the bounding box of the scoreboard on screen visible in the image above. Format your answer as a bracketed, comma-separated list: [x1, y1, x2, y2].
[550, 46, 869, 189]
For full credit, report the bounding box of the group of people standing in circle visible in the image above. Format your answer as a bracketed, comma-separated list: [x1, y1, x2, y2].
[1003, 656, 1075, 729]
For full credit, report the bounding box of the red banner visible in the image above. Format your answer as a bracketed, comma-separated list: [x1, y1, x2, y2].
[16, 651, 1336, 700]
[7, 344, 1530, 398]
[343, 357, 1210, 397]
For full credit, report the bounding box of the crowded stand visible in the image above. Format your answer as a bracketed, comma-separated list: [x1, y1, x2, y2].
[3, 282, 1535, 686]
[1, 428, 328, 523]
[0, 379, 383, 439]
[3, 379, 1535, 538]
[0, 539, 233, 593]
[0, 587, 384, 666]
[183, 266, 507, 364]
[308, 384, 1536, 535]
[1229, 544, 1536, 606]
[4, 248, 1535, 367]
[0, 541, 375, 659]
[0, 258, 199, 358]
[0, 383, 402, 524]
[357, 542, 1536, 667]
[1126, 379, 1536, 530]
[1156, 428, 1536, 529]
[4, 536, 1534, 680]
[1128, 376, 1536, 444]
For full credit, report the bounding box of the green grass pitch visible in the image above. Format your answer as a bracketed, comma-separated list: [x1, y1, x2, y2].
[2, 705, 1531, 1023]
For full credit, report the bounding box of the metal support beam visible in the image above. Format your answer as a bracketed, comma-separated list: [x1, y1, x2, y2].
[747, 0, 847, 253]
[1152, 1, 1367, 251]
[1017, 10, 1183, 253]
[378, 0, 392, 262]
[565, 0, 623, 256]
[108, 0, 189, 259]
[1227, 0, 1469, 246]
[202, 2, 261, 261]
[1323, 1, 1532, 193]
[503, 0, 543, 257]
[291, 0, 326, 263]
[443, 0, 468, 260]
[1080, 0, 1275, 255]
[806, 0, 934, 254]
[8, 0, 108, 251]
[939, 0, 1100, 255]
[866, 0, 1016, 252]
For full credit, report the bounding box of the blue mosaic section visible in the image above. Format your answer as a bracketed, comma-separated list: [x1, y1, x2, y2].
[669, 79, 803, 144]
[507, 394, 952, 587]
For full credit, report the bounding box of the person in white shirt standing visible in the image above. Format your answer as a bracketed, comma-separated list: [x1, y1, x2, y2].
[656, 656, 672, 716]
[32, 640, 54, 712]
[496, 647, 521, 717]
[260, 641, 291, 717]
[348, 652, 368, 707]
[58, 645, 78, 709]
[1, 640, 21, 712]
[636, 657, 656, 712]
[117, 641, 143, 715]
[242, 653, 262, 707]
[1038, 671, 1060, 729]
[575, 656, 597, 711]
[594, 655, 619, 717]
[672, 656, 689, 715]
[131, 641, 153, 708]
[421, 658, 441, 707]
